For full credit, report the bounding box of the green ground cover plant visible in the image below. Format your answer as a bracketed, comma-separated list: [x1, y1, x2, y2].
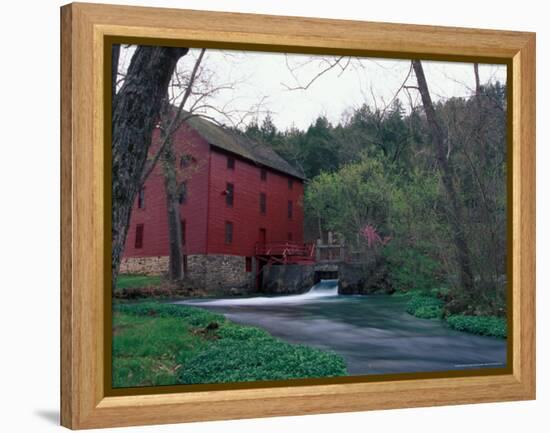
[401, 291, 507, 338]
[112, 302, 347, 388]
[446, 315, 507, 338]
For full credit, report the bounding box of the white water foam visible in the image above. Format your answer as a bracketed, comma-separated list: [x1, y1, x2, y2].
[175, 279, 339, 307]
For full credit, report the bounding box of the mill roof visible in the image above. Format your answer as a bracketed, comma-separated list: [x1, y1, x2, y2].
[182, 113, 305, 180]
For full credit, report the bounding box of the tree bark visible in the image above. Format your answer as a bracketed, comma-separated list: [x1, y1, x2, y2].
[473, 63, 481, 97]
[111, 46, 188, 287]
[161, 130, 185, 280]
[111, 44, 120, 102]
[411, 60, 475, 295]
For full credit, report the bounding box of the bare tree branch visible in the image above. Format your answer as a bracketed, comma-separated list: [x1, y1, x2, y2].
[140, 48, 206, 185]
[281, 56, 348, 91]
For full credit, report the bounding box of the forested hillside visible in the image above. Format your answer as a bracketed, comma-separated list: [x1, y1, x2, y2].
[241, 82, 507, 317]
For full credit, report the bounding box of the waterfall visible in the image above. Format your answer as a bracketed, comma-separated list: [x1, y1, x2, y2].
[176, 279, 339, 307]
[304, 279, 339, 298]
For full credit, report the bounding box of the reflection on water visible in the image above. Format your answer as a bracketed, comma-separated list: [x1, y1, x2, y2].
[172, 280, 507, 375]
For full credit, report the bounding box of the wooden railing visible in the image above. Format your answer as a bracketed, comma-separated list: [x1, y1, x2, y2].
[255, 241, 315, 258]
[255, 241, 350, 264]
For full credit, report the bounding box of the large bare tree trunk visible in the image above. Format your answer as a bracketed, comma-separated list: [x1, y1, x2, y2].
[111, 44, 120, 102]
[111, 46, 188, 287]
[412, 60, 475, 295]
[161, 133, 185, 280]
[153, 50, 206, 281]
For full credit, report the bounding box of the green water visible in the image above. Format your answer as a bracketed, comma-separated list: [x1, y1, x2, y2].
[175, 280, 507, 375]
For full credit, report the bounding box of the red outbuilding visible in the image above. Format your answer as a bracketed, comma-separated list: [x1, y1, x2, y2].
[120, 114, 311, 291]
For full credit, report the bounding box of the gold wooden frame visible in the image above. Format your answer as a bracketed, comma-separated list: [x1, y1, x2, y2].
[61, 2, 536, 429]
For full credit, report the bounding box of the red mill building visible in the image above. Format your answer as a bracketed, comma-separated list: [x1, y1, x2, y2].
[120, 114, 311, 291]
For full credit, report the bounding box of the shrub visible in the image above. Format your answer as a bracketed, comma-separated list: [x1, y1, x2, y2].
[178, 338, 347, 384]
[429, 287, 450, 298]
[406, 293, 443, 319]
[414, 305, 443, 319]
[446, 315, 507, 338]
[383, 245, 442, 292]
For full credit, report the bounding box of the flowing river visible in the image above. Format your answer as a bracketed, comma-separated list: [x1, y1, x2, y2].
[173, 279, 507, 375]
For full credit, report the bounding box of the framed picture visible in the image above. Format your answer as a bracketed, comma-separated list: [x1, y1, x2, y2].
[60, 2, 535, 429]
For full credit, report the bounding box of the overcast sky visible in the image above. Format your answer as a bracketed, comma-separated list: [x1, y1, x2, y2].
[119, 46, 507, 131]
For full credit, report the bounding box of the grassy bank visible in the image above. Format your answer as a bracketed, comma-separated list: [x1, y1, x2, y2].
[399, 291, 507, 339]
[114, 274, 208, 299]
[115, 274, 162, 290]
[112, 302, 347, 387]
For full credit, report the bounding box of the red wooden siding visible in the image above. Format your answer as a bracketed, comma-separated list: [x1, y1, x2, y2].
[206, 148, 304, 257]
[122, 124, 211, 258]
[122, 124, 304, 260]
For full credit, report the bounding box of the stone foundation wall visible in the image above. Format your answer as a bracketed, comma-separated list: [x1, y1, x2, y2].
[119, 256, 169, 275]
[119, 254, 254, 294]
[262, 264, 316, 294]
[338, 259, 393, 295]
[188, 255, 253, 293]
